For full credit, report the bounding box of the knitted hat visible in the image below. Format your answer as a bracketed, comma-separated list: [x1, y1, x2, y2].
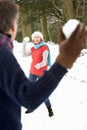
[62, 19, 80, 39]
[31, 31, 43, 40]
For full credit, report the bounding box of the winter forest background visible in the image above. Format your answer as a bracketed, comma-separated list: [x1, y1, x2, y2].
[13, 0, 87, 45]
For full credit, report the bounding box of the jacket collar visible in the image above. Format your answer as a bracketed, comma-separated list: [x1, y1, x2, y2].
[0, 32, 13, 52]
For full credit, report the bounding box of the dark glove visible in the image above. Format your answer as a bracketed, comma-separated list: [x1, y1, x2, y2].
[56, 23, 87, 69]
[58, 27, 66, 44]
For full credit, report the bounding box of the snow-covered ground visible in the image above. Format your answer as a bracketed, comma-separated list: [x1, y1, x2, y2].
[13, 41, 87, 130]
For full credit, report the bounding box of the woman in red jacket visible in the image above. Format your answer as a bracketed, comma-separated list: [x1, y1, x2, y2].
[23, 31, 53, 117]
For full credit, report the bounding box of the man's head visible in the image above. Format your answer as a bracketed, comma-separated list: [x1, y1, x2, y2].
[0, 0, 19, 41]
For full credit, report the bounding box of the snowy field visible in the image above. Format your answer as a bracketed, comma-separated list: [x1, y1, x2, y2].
[13, 41, 87, 130]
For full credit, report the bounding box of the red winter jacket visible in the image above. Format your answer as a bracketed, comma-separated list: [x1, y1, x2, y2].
[30, 45, 49, 76]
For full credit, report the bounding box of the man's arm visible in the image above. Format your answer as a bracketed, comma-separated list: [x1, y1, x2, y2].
[0, 47, 67, 111]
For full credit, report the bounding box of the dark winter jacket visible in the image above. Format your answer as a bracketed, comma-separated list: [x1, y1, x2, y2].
[0, 33, 67, 130]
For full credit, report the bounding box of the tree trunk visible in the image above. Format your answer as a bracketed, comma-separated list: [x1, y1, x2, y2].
[62, 0, 74, 21]
[21, 21, 32, 41]
[40, 11, 49, 42]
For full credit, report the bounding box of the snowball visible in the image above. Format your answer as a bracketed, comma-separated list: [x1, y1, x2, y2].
[62, 19, 80, 39]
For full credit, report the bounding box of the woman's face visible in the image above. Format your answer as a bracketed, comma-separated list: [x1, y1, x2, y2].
[33, 35, 42, 44]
